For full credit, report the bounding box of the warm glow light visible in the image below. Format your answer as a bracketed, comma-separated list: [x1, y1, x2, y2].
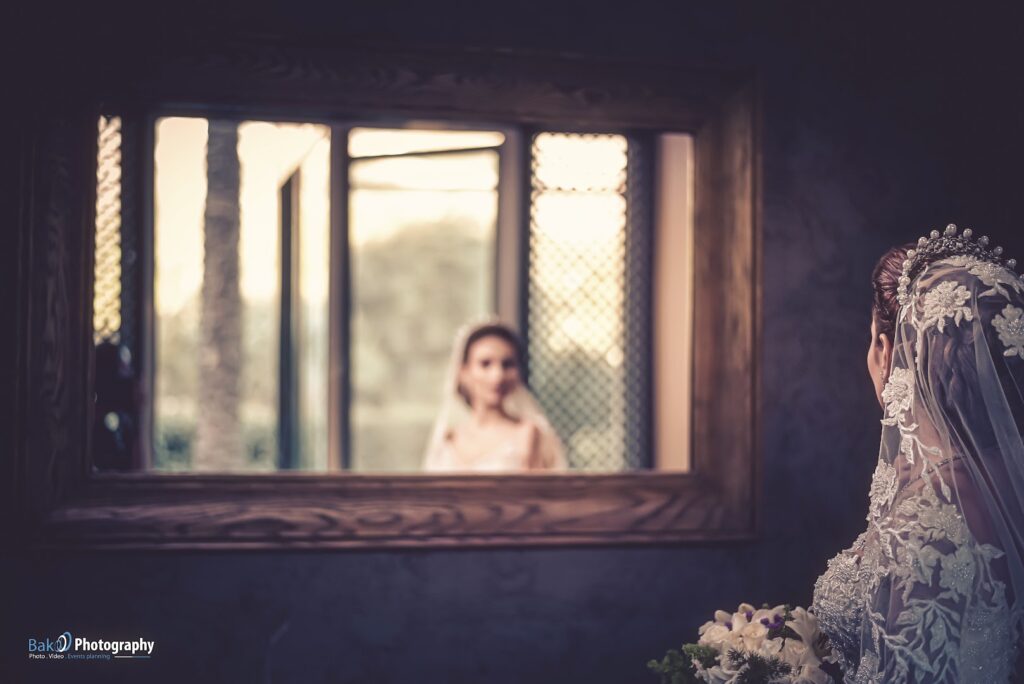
[532, 192, 625, 246]
[153, 118, 329, 316]
[154, 117, 206, 317]
[349, 127, 504, 157]
[153, 117, 331, 471]
[237, 121, 329, 304]
[531, 133, 627, 355]
[351, 154, 498, 191]
[533, 133, 627, 191]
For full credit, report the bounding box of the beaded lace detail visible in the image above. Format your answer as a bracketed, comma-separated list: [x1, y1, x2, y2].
[993, 305, 1024, 360]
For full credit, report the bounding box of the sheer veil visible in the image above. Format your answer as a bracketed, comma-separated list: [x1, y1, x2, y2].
[815, 235, 1024, 682]
[422, 320, 566, 471]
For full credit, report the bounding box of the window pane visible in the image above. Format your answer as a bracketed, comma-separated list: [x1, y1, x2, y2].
[529, 132, 631, 472]
[153, 117, 329, 472]
[295, 139, 331, 471]
[349, 131, 500, 472]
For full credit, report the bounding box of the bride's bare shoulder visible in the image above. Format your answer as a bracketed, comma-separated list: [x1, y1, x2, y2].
[515, 419, 542, 443]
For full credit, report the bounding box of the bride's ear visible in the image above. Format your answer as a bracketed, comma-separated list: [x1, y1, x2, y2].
[878, 332, 893, 379]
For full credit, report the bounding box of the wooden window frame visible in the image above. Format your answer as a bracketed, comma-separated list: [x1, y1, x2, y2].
[7, 40, 761, 550]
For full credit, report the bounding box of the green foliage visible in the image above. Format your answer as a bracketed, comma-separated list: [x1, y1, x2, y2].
[154, 416, 275, 471]
[726, 649, 792, 684]
[349, 217, 490, 471]
[646, 644, 717, 684]
[684, 644, 718, 670]
[646, 647, 699, 684]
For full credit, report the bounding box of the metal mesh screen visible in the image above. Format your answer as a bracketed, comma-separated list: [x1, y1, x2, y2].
[94, 115, 122, 343]
[118, 116, 139, 355]
[93, 114, 141, 472]
[623, 134, 654, 470]
[527, 132, 651, 471]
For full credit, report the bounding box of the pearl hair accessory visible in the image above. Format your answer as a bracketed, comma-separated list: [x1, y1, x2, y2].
[896, 223, 1020, 306]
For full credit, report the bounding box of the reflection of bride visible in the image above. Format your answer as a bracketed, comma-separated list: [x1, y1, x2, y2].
[813, 226, 1024, 682]
[422, 320, 567, 472]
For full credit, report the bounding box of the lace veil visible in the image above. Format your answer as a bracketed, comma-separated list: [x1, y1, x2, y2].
[831, 234, 1024, 681]
[421, 319, 566, 471]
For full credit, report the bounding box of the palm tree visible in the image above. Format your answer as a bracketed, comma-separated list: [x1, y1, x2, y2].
[194, 121, 242, 470]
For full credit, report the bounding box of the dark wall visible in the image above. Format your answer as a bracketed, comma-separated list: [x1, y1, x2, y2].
[6, 3, 1024, 682]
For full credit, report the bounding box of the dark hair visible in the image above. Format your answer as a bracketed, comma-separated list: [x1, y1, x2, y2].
[871, 243, 914, 341]
[461, 323, 524, 365]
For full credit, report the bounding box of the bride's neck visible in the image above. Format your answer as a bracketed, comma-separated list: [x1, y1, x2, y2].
[469, 404, 511, 426]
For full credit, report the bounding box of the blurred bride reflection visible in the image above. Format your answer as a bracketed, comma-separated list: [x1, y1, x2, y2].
[423, 321, 567, 472]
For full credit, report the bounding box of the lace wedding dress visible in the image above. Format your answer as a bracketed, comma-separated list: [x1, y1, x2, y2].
[813, 236, 1024, 683]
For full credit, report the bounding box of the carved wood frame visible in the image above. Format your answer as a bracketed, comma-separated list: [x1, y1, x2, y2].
[7, 39, 760, 550]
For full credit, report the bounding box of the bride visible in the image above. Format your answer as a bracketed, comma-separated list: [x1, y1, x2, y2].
[422, 320, 567, 472]
[813, 225, 1024, 682]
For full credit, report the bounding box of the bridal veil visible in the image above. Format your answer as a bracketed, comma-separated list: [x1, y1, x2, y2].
[814, 228, 1024, 682]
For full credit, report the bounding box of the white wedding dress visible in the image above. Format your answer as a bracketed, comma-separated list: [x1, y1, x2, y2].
[423, 429, 566, 472]
[813, 245, 1024, 683]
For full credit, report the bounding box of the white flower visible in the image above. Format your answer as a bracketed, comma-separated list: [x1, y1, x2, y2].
[738, 620, 769, 652]
[939, 545, 977, 597]
[921, 280, 973, 333]
[967, 259, 1024, 300]
[992, 304, 1024, 360]
[918, 501, 967, 545]
[694, 603, 841, 683]
[779, 639, 814, 667]
[758, 636, 785, 660]
[867, 460, 898, 522]
[937, 256, 1022, 299]
[750, 605, 787, 628]
[697, 623, 733, 650]
[793, 664, 831, 684]
[784, 607, 822, 653]
[698, 608, 748, 653]
[899, 433, 916, 464]
[881, 367, 914, 426]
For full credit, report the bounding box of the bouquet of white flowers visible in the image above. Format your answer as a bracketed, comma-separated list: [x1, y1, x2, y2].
[648, 603, 838, 684]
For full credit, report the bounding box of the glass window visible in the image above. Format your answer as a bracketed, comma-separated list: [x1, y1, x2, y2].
[152, 117, 330, 471]
[92, 116, 692, 474]
[348, 128, 502, 472]
[528, 133, 633, 471]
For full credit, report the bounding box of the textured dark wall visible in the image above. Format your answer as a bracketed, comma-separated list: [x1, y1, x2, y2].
[7, 3, 1023, 682]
